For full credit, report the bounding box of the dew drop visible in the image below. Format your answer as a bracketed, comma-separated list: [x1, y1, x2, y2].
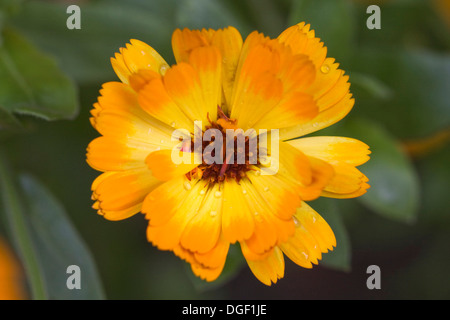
[170, 121, 176, 128]
[199, 189, 206, 195]
[302, 252, 309, 259]
[264, 186, 270, 192]
[242, 189, 247, 195]
[160, 139, 165, 144]
[255, 170, 261, 176]
[159, 64, 169, 75]
[210, 210, 217, 217]
[214, 191, 222, 198]
[183, 181, 192, 191]
[320, 64, 330, 74]
[312, 216, 316, 223]
[147, 128, 152, 134]
[293, 216, 300, 226]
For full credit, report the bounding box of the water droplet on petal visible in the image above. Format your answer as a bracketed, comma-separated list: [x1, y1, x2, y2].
[264, 186, 270, 192]
[210, 210, 217, 217]
[183, 181, 192, 191]
[302, 252, 309, 259]
[159, 64, 169, 75]
[148, 128, 152, 134]
[293, 216, 299, 226]
[320, 64, 330, 74]
[214, 191, 222, 198]
[160, 139, 165, 144]
[242, 189, 247, 195]
[255, 170, 261, 176]
[170, 121, 176, 128]
[312, 217, 316, 223]
[199, 189, 206, 195]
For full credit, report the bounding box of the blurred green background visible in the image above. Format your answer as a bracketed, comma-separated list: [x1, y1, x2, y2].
[0, 0, 449, 299]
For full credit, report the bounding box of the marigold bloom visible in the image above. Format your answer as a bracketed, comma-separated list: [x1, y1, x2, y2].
[0, 237, 26, 300]
[87, 22, 370, 285]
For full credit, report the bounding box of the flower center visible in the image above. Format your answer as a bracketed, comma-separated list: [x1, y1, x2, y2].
[185, 107, 258, 185]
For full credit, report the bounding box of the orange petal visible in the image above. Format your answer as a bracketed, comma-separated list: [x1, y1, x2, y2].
[163, 62, 209, 128]
[138, 77, 194, 131]
[91, 168, 162, 221]
[145, 149, 199, 181]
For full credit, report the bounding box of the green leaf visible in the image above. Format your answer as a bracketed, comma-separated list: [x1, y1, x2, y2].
[10, 0, 179, 84]
[175, 0, 252, 35]
[0, 150, 47, 300]
[338, 118, 421, 223]
[288, 0, 356, 64]
[309, 197, 351, 272]
[415, 143, 450, 227]
[0, 28, 78, 123]
[350, 48, 450, 139]
[19, 173, 105, 300]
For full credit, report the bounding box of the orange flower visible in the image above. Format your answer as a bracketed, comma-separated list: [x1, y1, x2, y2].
[87, 22, 370, 285]
[0, 237, 26, 300]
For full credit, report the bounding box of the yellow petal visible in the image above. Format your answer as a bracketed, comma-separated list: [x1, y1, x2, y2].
[210, 27, 243, 112]
[145, 149, 199, 181]
[294, 202, 336, 252]
[180, 183, 223, 253]
[277, 22, 327, 71]
[230, 42, 283, 129]
[87, 136, 150, 172]
[221, 179, 255, 243]
[244, 247, 285, 286]
[280, 93, 354, 140]
[188, 46, 222, 122]
[163, 62, 209, 128]
[171, 28, 214, 63]
[91, 168, 162, 221]
[111, 39, 169, 84]
[287, 136, 371, 166]
[146, 178, 205, 250]
[240, 177, 296, 255]
[138, 77, 194, 131]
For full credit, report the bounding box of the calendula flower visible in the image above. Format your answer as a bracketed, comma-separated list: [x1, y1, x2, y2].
[87, 22, 370, 285]
[0, 237, 26, 300]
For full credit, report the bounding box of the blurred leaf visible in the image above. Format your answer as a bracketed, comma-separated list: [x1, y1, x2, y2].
[354, 0, 450, 50]
[175, 0, 252, 34]
[185, 243, 244, 292]
[350, 48, 450, 139]
[349, 72, 393, 101]
[0, 150, 47, 299]
[10, 0, 179, 84]
[310, 197, 351, 272]
[19, 173, 105, 300]
[338, 118, 420, 223]
[415, 142, 450, 227]
[245, 0, 286, 37]
[288, 0, 356, 64]
[0, 28, 78, 124]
